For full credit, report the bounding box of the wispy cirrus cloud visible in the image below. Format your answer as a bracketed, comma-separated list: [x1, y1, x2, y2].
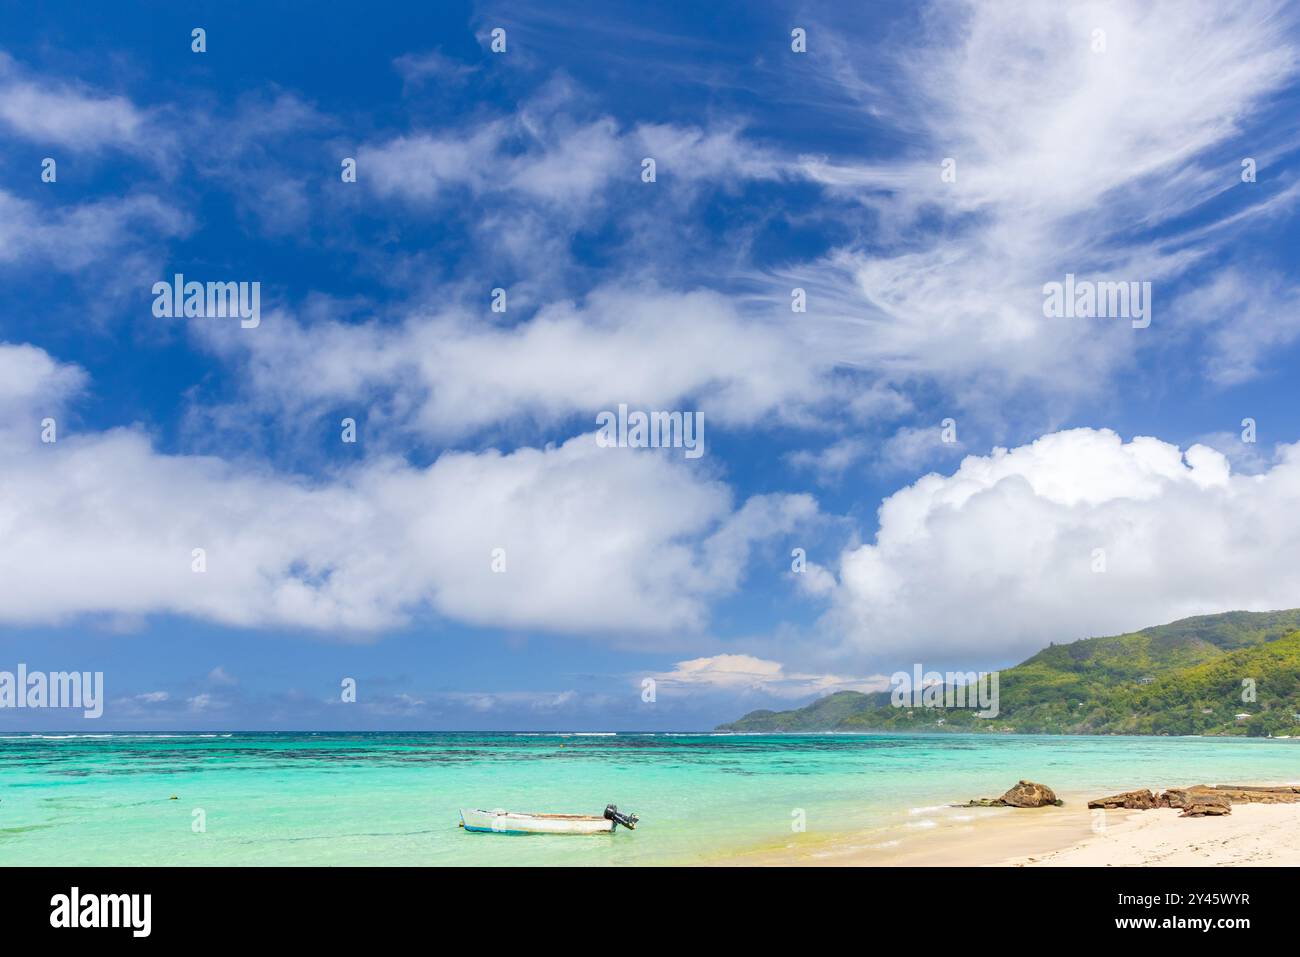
[393, 48, 480, 90]
[784, 0, 1300, 418]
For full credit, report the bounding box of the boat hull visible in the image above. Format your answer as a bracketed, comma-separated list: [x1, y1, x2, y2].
[459, 808, 615, 835]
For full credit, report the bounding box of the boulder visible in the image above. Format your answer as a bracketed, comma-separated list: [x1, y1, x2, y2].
[998, 780, 1062, 808]
[958, 780, 1062, 808]
[1087, 789, 1159, 810]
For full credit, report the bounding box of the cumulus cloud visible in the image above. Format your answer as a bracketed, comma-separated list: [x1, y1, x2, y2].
[0, 345, 812, 636]
[0, 342, 87, 415]
[1191, 429, 1276, 476]
[825, 428, 1300, 665]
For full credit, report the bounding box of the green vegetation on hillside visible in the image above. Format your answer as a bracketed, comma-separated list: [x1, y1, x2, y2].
[718, 610, 1300, 736]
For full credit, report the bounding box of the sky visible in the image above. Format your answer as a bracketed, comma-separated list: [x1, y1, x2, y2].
[2, 0, 1300, 731]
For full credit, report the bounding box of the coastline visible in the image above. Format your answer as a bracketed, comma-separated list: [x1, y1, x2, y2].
[709, 784, 1300, 867]
[6, 733, 1299, 866]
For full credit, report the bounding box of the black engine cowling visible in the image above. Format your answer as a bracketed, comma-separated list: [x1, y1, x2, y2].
[603, 804, 639, 830]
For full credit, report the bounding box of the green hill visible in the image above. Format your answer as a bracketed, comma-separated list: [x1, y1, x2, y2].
[718, 610, 1300, 736]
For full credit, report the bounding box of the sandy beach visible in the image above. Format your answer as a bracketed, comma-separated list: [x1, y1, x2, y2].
[714, 786, 1300, 867]
[1012, 802, 1300, 867]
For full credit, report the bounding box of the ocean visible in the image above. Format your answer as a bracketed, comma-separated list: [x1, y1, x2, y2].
[2, 732, 1297, 866]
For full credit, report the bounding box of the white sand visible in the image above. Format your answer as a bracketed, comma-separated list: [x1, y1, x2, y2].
[1009, 803, 1300, 867]
[713, 790, 1300, 866]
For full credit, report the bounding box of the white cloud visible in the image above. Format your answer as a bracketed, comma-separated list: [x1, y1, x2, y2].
[633, 123, 781, 183]
[651, 654, 888, 699]
[877, 425, 964, 474]
[1171, 267, 1300, 386]
[358, 124, 505, 202]
[0, 63, 186, 285]
[788, 0, 1300, 410]
[0, 54, 161, 154]
[795, 561, 838, 600]
[1191, 429, 1275, 476]
[0, 344, 813, 636]
[0, 190, 187, 273]
[442, 690, 578, 713]
[198, 285, 837, 440]
[785, 426, 964, 485]
[787, 438, 871, 482]
[826, 428, 1300, 665]
[0, 342, 87, 415]
[358, 90, 782, 209]
[393, 49, 479, 89]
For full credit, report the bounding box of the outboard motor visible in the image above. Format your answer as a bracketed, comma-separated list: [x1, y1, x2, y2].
[604, 804, 639, 830]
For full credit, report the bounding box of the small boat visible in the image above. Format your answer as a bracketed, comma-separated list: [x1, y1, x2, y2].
[459, 804, 639, 835]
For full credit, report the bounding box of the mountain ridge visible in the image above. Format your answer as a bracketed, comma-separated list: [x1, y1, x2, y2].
[718, 609, 1300, 736]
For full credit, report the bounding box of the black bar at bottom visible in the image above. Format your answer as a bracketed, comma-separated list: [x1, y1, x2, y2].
[0, 865, 1280, 943]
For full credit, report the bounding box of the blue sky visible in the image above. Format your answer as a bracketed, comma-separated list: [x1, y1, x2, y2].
[2, 0, 1300, 731]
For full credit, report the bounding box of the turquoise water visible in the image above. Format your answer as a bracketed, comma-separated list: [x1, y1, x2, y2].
[1, 732, 1297, 865]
